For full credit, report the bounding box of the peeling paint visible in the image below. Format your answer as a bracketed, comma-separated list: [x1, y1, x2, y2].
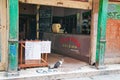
[9, 44, 17, 70]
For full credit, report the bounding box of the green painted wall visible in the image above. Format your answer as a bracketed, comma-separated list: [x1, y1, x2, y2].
[9, 0, 19, 39]
[96, 0, 108, 68]
[8, 43, 18, 70]
[8, 0, 19, 72]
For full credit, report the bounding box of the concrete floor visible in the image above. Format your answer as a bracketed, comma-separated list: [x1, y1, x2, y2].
[0, 53, 120, 80]
[48, 53, 88, 72]
[1, 64, 120, 80]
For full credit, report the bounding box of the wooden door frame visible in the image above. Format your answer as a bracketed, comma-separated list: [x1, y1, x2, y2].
[0, 0, 7, 71]
[19, 0, 92, 10]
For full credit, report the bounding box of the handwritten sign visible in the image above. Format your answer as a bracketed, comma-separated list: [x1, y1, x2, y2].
[25, 41, 51, 60]
[40, 41, 51, 53]
[25, 42, 41, 60]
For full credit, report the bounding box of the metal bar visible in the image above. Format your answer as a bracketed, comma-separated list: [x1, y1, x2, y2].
[20, 43, 23, 65]
[45, 53, 47, 62]
[96, 0, 108, 69]
[36, 5, 40, 39]
[7, 0, 19, 76]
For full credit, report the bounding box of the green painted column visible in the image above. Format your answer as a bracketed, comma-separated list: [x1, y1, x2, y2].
[7, 0, 19, 76]
[96, 0, 108, 69]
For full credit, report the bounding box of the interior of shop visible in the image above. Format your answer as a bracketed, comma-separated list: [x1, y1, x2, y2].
[19, 3, 91, 70]
[19, 4, 91, 40]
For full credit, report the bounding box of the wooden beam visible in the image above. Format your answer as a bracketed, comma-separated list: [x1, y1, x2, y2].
[88, 0, 93, 9]
[19, 0, 92, 10]
[89, 0, 93, 4]
[0, 0, 7, 71]
[89, 0, 99, 65]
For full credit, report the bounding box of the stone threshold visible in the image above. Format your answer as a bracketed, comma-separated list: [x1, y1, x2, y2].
[0, 64, 120, 80]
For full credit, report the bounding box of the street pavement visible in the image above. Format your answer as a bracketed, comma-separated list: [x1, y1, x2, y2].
[0, 64, 120, 80]
[63, 74, 120, 80]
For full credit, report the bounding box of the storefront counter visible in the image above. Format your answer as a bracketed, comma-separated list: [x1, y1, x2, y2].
[43, 32, 90, 62]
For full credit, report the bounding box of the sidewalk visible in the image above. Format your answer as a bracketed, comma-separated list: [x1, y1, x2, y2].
[62, 74, 120, 80]
[64, 74, 120, 80]
[0, 64, 120, 80]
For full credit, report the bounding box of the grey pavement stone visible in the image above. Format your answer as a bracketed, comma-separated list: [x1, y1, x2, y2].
[64, 77, 92, 80]
[63, 74, 120, 80]
[1, 64, 120, 80]
[92, 75, 114, 80]
[109, 74, 120, 80]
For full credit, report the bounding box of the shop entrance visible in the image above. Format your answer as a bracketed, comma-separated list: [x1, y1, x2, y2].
[41, 6, 91, 63]
[19, 3, 92, 71]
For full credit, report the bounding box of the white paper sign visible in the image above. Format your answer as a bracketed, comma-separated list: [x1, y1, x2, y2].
[25, 42, 41, 60]
[40, 41, 51, 53]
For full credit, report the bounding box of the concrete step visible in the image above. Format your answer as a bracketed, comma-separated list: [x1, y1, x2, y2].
[0, 64, 120, 80]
